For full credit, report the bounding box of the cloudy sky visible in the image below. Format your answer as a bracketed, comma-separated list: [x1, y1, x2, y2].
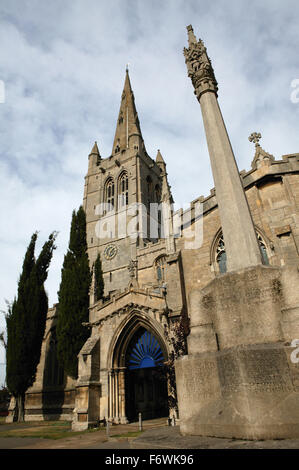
[0, 0, 299, 384]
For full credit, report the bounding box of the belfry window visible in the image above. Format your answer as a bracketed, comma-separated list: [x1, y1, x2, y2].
[215, 231, 270, 274]
[118, 172, 129, 208]
[105, 178, 115, 211]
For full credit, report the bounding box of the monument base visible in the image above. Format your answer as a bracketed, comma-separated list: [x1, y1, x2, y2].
[176, 344, 299, 440]
[175, 266, 299, 440]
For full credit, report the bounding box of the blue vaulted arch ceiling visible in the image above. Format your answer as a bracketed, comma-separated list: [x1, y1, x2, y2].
[126, 327, 165, 370]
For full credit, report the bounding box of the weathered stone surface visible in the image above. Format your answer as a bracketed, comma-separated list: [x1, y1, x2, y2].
[16, 38, 299, 441]
[176, 344, 299, 439]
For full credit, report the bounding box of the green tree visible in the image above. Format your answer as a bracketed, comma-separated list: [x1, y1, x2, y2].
[94, 253, 104, 302]
[5, 232, 57, 421]
[56, 206, 91, 379]
[0, 330, 6, 350]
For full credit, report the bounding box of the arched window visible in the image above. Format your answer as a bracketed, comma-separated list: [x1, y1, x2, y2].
[104, 178, 115, 211]
[216, 234, 227, 274]
[155, 256, 166, 283]
[118, 172, 128, 208]
[214, 231, 270, 274]
[115, 138, 120, 154]
[257, 233, 270, 265]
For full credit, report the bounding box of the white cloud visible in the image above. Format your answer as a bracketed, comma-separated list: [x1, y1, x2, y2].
[0, 0, 299, 366]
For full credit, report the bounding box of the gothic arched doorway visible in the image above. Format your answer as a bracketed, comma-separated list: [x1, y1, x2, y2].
[125, 327, 168, 421]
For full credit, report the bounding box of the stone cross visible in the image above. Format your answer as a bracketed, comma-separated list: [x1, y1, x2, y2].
[249, 132, 262, 147]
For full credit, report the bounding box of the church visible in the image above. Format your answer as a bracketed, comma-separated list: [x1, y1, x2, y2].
[7, 26, 299, 440]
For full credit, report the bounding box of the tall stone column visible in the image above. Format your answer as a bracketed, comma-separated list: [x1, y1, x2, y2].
[108, 371, 113, 421]
[115, 369, 120, 423]
[118, 368, 128, 424]
[175, 26, 299, 441]
[184, 25, 262, 272]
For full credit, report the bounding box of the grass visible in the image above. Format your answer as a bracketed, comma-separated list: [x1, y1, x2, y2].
[0, 420, 105, 440]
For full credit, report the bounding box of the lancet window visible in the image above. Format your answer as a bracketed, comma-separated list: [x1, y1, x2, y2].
[155, 255, 166, 283]
[118, 172, 129, 208]
[105, 178, 115, 211]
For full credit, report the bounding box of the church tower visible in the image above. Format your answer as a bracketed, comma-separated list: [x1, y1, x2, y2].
[83, 69, 173, 297]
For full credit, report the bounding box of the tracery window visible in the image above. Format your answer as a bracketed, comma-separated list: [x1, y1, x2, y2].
[155, 255, 166, 282]
[257, 233, 269, 265]
[216, 234, 227, 274]
[215, 231, 270, 274]
[104, 178, 115, 211]
[118, 172, 129, 208]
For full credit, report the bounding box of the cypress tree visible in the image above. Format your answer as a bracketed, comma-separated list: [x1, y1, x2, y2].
[94, 253, 104, 302]
[5, 232, 57, 421]
[56, 206, 91, 379]
[0, 330, 6, 350]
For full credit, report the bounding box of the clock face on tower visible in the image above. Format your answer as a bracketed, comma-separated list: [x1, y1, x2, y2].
[104, 244, 118, 260]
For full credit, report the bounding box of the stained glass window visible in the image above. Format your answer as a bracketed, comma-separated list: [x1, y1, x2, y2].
[127, 329, 164, 370]
[156, 256, 166, 282]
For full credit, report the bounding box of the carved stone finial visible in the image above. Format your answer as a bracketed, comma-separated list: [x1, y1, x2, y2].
[186, 24, 197, 46]
[184, 25, 218, 100]
[249, 132, 262, 147]
[249, 133, 275, 170]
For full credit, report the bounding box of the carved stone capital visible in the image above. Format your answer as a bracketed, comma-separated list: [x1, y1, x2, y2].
[184, 25, 218, 100]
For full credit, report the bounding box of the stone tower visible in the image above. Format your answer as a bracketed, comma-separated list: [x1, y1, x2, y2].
[9, 32, 299, 431]
[83, 69, 173, 298]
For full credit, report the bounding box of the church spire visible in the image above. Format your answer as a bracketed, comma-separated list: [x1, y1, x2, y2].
[111, 69, 144, 155]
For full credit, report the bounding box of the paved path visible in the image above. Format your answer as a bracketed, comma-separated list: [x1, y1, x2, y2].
[1, 418, 299, 449]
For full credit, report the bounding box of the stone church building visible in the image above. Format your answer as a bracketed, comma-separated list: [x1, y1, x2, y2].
[8, 26, 299, 439]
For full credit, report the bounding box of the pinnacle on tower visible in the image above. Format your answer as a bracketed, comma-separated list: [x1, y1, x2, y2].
[111, 69, 144, 155]
[89, 141, 100, 156]
[156, 149, 165, 165]
[88, 141, 101, 168]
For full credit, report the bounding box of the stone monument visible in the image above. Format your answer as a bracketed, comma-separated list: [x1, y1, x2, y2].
[175, 26, 299, 440]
